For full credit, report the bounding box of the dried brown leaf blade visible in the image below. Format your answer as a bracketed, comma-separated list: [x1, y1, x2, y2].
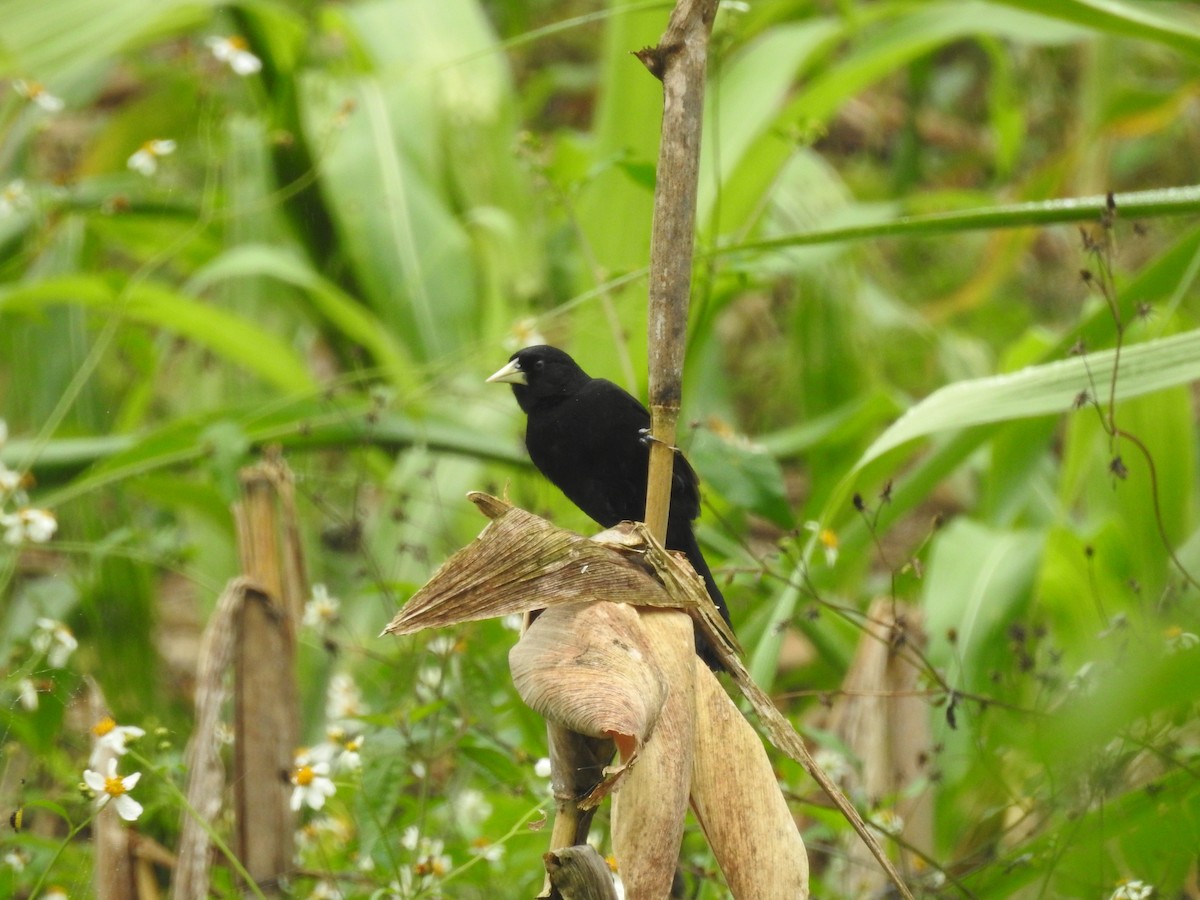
[381, 495, 664, 637]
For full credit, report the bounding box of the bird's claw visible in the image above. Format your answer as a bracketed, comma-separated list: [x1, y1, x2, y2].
[638, 428, 680, 453]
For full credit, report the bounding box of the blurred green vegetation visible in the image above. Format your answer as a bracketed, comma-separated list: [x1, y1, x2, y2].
[2, 0, 1200, 897]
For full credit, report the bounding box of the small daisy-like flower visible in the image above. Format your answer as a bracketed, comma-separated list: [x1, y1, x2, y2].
[804, 521, 839, 566]
[416, 665, 443, 699]
[290, 756, 336, 811]
[427, 635, 456, 656]
[470, 837, 505, 862]
[83, 758, 143, 821]
[0, 462, 21, 496]
[501, 613, 524, 632]
[308, 880, 343, 900]
[90, 716, 146, 766]
[401, 825, 421, 851]
[502, 318, 546, 353]
[303, 584, 341, 629]
[43, 889, 69, 900]
[205, 35, 262, 75]
[1164, 625, 1199, 653]
[127, 139, 176, 176]
[534, 757, 552, 779]
[4, 847, 28, 871]
[32, 617, 77, 667]
[4, 507, 58, 544]
[1110, 879, 1154, 900]
[336, 733, 364, 771]
[871, 808, 904, 835]
[813, 748, 851, 785]
[13, 80, 64, 112]
[453, 788, 492, 828]
[0, 180, 31, 217]
[412, 837, 451, 878]
[325, 671, 367, 721]
[3, 511, 57, 547]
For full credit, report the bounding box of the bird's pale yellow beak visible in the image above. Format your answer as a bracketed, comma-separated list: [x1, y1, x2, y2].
[485, 359, 526, 385]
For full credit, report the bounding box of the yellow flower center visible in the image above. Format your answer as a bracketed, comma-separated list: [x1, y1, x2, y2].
[293, 765, 315, 787]
[819, 528, 838, 550]
[1164, 625, 1183, 639]
[93, 717, 116, 737]
[104, 776, 126, 797]
[228, 36, 248, 51]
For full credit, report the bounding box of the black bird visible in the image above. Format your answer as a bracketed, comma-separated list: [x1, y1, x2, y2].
[487, 345, 730, 666]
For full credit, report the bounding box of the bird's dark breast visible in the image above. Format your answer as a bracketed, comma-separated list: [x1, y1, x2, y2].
[524, 394, 647, 528]
[523, 383, 700, 532]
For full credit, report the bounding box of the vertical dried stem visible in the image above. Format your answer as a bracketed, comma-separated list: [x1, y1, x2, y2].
[232, 456, 305, 894]
[639, 0, 717, 543]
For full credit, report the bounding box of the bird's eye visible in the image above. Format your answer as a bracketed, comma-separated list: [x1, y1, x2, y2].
[533, 359, 545, 371]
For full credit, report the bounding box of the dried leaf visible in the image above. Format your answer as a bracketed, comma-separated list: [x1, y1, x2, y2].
[381, 497, 663, 637]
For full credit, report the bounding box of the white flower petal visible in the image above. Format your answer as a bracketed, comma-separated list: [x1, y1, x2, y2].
[113, 794, 143, 821]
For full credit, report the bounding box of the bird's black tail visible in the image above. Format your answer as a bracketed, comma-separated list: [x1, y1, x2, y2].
[667, 524, 732, 670]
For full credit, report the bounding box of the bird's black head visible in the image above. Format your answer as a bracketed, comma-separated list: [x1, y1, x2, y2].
[486, 345, 591, 413]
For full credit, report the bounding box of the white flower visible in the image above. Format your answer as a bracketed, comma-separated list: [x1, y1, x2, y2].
[501, 613, 524, 632]
[1110, 879, 1154, 900]
[337, 733, 364, 771]
[411, 835, 451, 879]
[401, 825, 421, 851]
[43, 890, 69, 900]
[205, 35, 262, 75]
[871, 808, 904, 835]
[1165, 626, 1199, 653]
[533, 757, 552, 779]
[416, 665, 443, 699]
[813, 748, 852, 784]
[427, 635, 456, 656]
[13, 80, 64, 112]
[804, 521, 839, 566]
[290, 758, 336, 811]
[325, 671, 367, 721]
[308, 880, 343, 899]
[0, 463, 21, 496]
[303, 584, 340, 629]
[24, 508, 57, 542]
[127, 139, 176, 176]
[4, 847, 28, 871]
[502, 318, 546, 353]
[0, 180, 31, 217]
[83, 758, 143, 821]
[17, 678, 38, 710]
[32, 617, 77, 667]
[4, 507, 58, 544]
[90, 716, 146, 766]
[470, 838, 505, 862]
[310, 728, 364, 772]
[453, 788, 491, 828]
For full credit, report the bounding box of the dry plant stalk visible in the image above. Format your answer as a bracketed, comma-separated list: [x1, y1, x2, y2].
[822, 600, 931, 896]
[233, 455, 306, 894]
[545, 844, 621, 900]
[172, 577, 260, 900]
[639, 0, 718, 546]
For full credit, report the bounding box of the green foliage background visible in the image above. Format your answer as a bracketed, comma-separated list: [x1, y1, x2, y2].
[2, 0, 1200, 896]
